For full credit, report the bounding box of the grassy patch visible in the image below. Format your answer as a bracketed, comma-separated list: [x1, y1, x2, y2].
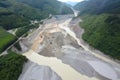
[0, 27, 17, 53]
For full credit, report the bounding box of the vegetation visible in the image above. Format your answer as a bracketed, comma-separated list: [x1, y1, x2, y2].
[74, 0, 120, 60]
[16, 0, 73, 15]
[0, 0, 31, 30]
[0, 51, 27, 80]
[0, 0, 73, 30]
[74, 0, 120, 15]
[0, 27, 17, 53]
[15, 24, 39, 37]
[0, 0, 73, 23]
[0, 14, 30, 30]
[14, 42, 21, 51]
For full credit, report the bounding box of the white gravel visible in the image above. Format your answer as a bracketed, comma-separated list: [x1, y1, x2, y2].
[18, 61, 61, 80]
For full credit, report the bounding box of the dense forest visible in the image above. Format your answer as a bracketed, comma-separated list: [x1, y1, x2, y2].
[74, 0, 120, 15]
[16, 0, 73, 15]
[74, 0, 120, 60]
[0, 0, 73, 30]
[0, 51, 27, 80]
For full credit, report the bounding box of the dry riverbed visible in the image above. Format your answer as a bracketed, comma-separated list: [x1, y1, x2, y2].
[19, 15, 120, 80]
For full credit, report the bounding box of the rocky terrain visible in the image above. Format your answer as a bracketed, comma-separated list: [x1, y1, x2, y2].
[17, 14, 120, 80]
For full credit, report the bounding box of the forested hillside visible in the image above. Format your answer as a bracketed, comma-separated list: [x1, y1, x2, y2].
[74, 0, 120, 60]
[16, 0, 73, 15]
[0, 0, 73, 30]
[74, 0, 120, 15]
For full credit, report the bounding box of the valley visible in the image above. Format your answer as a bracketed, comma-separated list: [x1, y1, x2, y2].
[17, 13, 120, 80]
[0, 0, 120, 80]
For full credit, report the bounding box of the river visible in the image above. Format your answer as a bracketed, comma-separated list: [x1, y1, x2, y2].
[21, 10, 120, 80]
[23, 50, 98, 80]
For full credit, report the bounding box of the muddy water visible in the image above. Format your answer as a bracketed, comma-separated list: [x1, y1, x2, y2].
[23, 50, 99, 80]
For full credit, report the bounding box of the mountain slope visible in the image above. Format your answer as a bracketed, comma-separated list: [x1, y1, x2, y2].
[74, 0, 120, 15]
[74, 0, 120, 60]
[66, 1, 78, 6]
[0, 0, 73, 29]
[16, 0, 73, 15]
